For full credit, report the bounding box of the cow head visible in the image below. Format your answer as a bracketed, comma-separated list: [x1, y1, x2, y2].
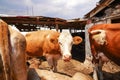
[58, 31, 82, 61]
[44, 32, 60, 54]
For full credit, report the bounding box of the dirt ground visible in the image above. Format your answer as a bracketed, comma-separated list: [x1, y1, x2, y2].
[27, 58, 120, 80]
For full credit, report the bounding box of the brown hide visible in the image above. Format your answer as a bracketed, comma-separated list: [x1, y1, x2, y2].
[0, 20, 12, 80]
[0, 20, 27, 80]
[88, 23, 120, 66]
[8, 26, 27, 80]
[25, 30, 60, 57]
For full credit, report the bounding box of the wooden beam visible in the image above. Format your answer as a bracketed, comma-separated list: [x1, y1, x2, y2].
[55, 24, 59, 31]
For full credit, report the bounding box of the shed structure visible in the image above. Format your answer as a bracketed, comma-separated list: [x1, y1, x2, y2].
[84, 0, 120, 24]
[0, 16, 66, 32]
[0, 16, 87, 32]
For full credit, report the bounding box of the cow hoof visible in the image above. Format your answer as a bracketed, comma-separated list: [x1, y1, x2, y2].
[53, 69, 57, 73]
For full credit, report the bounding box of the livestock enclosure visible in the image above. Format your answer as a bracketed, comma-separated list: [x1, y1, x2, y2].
[0, 0, 120, 80]
[0, 16, 87, 62]
[0, 16, 86, 32]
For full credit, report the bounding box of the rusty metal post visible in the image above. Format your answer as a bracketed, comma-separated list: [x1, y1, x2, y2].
[0, 20, 12, 80]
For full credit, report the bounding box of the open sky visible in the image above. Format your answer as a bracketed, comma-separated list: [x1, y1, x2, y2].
[0, 0, 99, 19]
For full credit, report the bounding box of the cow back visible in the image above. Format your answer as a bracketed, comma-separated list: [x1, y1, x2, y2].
[25, 30, 60, 56]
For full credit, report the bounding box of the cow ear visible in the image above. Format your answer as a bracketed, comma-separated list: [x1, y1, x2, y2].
[73, 36, 82, 45]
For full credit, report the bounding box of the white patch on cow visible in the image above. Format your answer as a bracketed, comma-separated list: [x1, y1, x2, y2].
[91, 30, 106, 45]
[58, 31, 73, 61]
[9, 25, 20, 32]
[46, 34, 50, 39]
[21, 32, 28, 36]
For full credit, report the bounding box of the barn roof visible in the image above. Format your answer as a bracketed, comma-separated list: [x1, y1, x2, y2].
[0, 16, 66, 25]
[0, 16, 87, 31]
[66, 18, 87, 30]
[84, 0, 115, 18]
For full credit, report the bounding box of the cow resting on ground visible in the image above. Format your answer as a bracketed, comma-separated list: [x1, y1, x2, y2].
[25, 30, 82, 72]
[88, 23, 120, 80]
[0, 20, 27, 80]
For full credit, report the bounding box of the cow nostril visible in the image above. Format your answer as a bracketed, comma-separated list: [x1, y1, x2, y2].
[65, 55, 71, 58]
[63, 54, 71, 61]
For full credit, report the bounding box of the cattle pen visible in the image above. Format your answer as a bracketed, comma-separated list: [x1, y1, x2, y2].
[0, 16, 86, 62]
[0, 0, 120, 80]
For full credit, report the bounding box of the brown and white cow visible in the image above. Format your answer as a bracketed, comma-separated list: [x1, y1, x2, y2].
[88, 23, 120, 80]
[0, 20, 27, 80]
[25, 30, 82, 72]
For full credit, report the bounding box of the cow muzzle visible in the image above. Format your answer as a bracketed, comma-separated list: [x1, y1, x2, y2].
[62, 54, 72, 62]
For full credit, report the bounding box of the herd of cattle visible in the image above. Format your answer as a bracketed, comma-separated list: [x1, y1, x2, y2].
[0, 19, 120, 80]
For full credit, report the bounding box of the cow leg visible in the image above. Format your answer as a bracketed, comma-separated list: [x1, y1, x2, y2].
[46, 54, 59, 72]
[97, 52, 109, 80]
[93, 58, 104, 80]
[52, 54, 61, 72]
[93, 63, 99, 80]
[46, 55, 54, 71]
[52, 58, 57, 72]
[10, 36, 27, 80]
[97, 59, 104, 80]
